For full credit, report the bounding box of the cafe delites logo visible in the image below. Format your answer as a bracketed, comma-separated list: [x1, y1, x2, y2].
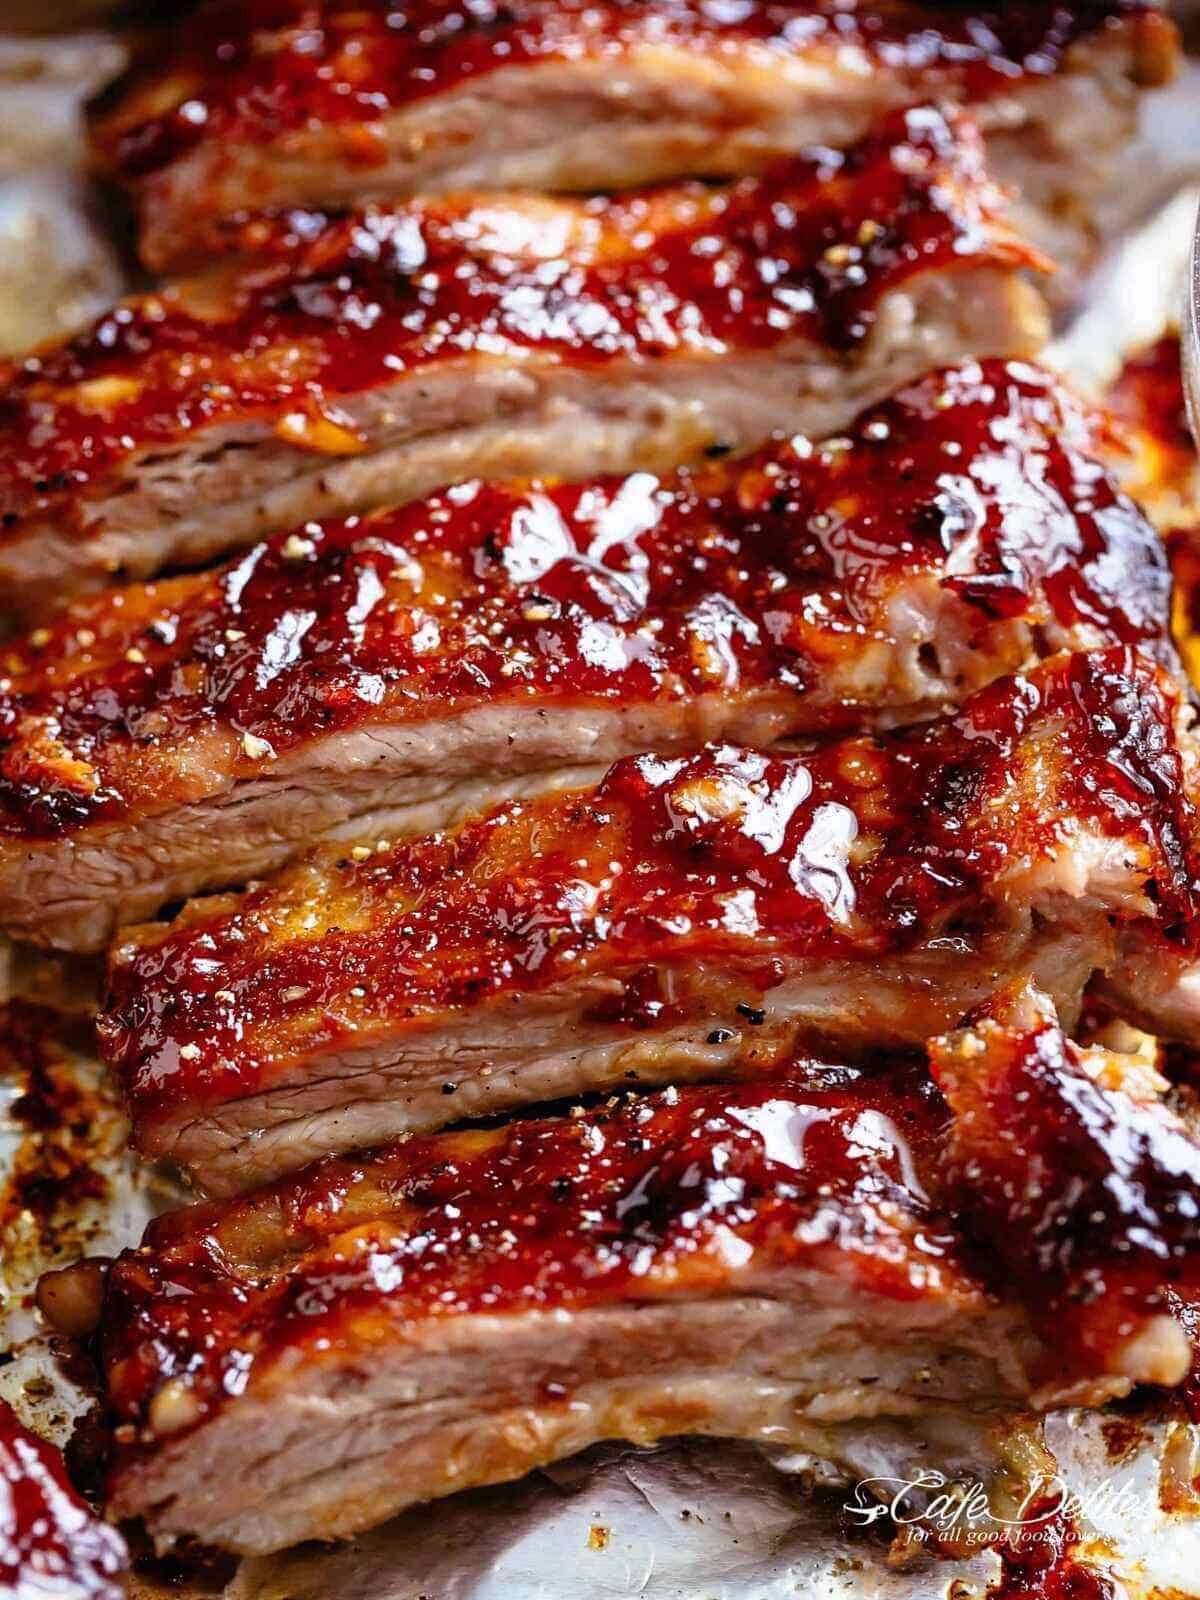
[843, 1470, 1141, 1549]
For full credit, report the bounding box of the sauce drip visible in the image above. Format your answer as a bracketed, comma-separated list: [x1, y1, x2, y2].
[990, 1505, 1115, 1600]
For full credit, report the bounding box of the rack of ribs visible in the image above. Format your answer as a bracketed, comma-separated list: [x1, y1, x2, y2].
[97, 645, 1200, 1195]
[0, 359, 1175, 954]
[92, 993, 1200, 1554]
[88, 1, 1178, 278]
[0, 106, 1049, 618]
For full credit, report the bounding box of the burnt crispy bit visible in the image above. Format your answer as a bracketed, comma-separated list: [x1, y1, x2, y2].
[99, 646, 1200, 1195]
[87, 0, 1177, 274]
[0, 359, 1175, 952]
[0, 106, 1047, 618]
[0, 1399, 127, 1598]
[98, 1069, 1033, 1553]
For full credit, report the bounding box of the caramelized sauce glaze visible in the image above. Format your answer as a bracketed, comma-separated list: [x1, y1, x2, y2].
[0, 106, 1034, 544]
[100, 1068, 958, 1460]
[100, 648, 1199, 1121]
[0, 1401, 126, 1599]
[0, 360, 1171, 842]
[92, 1, 1169, 185]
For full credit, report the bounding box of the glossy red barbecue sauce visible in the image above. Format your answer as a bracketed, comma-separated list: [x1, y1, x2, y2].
[100, 648, 1199, 1117]
[0, 106, 1028, 528]
[0, 1401, 126, 1599]
[94, 0, 1165, 181]
[0, 360, 1171, 841]
[101, 1069, 952, 1455]
[934, 1014, 1200, 1372]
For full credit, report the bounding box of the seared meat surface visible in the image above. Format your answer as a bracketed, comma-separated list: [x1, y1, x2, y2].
[89, 0, 1177, 276]
[0, 360, 1174, 953]
[99, 646, 1200, 1194]
[0, 1399, 127, 1598]
[97, 1015, 1200, 1555]
[0, 107, 1047, 617]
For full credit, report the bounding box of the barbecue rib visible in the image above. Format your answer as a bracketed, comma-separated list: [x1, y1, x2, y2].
[99, 645, 1200, 1195]
[96, 1027, 1200, 1556]
[0, 1399, 127, 1597]
[0, 359, 1175, 954]
[93, 1072, 1043, 1554]
[0, 107, 1048, 619]
[88, 0, 1178, 277]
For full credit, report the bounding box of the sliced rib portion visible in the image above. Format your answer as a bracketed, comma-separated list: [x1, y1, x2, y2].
[100, 646, 1200, 1194]
[0, 107, 1048, 618]
[98, 1069, 1034, 1554]
[87, 0, 1178, 276]
[0, 359, 1175, 954]
[97, 1038, 1200, 1556]
[0, 1399, 127, 1597]
[930, 984, 1200, 1405]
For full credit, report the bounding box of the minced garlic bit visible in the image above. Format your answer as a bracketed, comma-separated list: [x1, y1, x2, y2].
[149, 1377, 202, 1437]
[281, 533, 316, 561]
